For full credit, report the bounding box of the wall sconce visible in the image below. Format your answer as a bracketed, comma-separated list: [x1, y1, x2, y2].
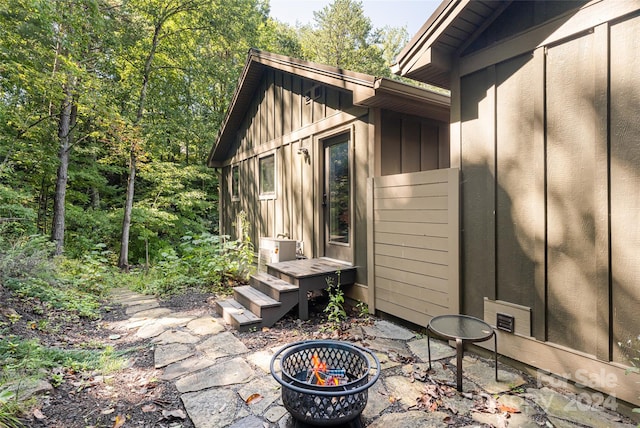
[297, 147, 310, 164]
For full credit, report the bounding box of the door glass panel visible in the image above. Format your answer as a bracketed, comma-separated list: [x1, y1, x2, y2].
[327, 141, 350, 244]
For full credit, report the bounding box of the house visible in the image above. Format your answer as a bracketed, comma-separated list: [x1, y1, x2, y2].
[208, 49, 458, 328]
[394, 0, 640, 407]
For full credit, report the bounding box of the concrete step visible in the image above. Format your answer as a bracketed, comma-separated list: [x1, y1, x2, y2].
[215, 298, 261, 332]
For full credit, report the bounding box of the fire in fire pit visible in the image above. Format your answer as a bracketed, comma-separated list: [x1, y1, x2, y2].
[271, 340, 380, 427]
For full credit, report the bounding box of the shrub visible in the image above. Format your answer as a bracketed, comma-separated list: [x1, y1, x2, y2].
[0, 235, 102, 319]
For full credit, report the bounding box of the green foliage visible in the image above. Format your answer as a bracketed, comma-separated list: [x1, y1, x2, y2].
[0, 182, 37, 242]
[299, 0, 388, 76]
[56, 244, 117, 296]
[0, 236, 102, 319]
[0, 390, 23, 428]
[0, 336, 126, 391]
[129, 229, 254, 296]
[355, 301, 369, 320]
[324, 271, 346, 327]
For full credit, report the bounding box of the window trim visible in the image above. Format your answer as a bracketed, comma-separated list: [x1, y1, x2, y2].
[231, 164, 240, 202]
[258, 152, 277, 200]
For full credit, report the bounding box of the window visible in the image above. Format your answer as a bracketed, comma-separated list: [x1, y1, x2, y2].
[231, 165, 239, 201]
[259, 154, 275, 198]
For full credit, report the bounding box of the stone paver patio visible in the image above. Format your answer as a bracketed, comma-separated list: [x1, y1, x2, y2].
[108, 288, 638, 427]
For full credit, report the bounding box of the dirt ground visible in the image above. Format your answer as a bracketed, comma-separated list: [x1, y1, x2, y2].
[0, 286, 363, 428]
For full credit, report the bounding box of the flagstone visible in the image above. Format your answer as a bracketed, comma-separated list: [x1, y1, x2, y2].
[237, 375, 281, 415]
[264, 406, 288, 424]
[125, 308, 173, 329]
[366, 410, 451, 428]
[196, 331, 249, 359]
[363, 320, 416, 341]
[362, 377, 392, 420]
[247, 350, 277, 374]
[361, 337, 413, 360]
[458, 356, 526, 394]
[154, 343, 195, 368]
[181, 388, 238, 428]
[186, 316, 225, 336]
[118, 297, 158, 307]
[125, 301, 160, 315]
[159, 355, 218, 381]
[135, 312, 197, 339]
[175, 357, 253, 393]
[408, 337, 457, 362]
[151, 329, 201, 345]
[526, 387, 636, 428]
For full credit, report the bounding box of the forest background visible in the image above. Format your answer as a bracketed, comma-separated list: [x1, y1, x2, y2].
[0, 0, 417, 271]
[0, 2, 429, 423]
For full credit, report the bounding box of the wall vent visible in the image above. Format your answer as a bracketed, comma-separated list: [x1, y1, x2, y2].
[496, 313, 515, 333]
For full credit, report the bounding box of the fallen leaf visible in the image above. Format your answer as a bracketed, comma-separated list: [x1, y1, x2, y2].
[141, 404, 157, 413]
[101, 408, 115, 415]
[245, 393, 264, 405]
[262, 327, 270, 332]
[33, 409, 46, 420]
[498, 403, 520, 414]
[162, 409, 186, 419]
[113, 414, 126, 428]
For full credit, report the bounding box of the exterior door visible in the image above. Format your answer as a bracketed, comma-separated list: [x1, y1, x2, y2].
[323, 134, 352, 262]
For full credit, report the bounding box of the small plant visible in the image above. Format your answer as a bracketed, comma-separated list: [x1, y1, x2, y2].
[355, 301, 369, 320]
[324, 271, 346, 328]
[0, 390, 23, 428]
[6, 313, 21, 325]
[50, 372, 64, 388]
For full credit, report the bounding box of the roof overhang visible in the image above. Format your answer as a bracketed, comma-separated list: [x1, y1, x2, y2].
[393, 0, 510, 88]
[208, 49, 450, 167]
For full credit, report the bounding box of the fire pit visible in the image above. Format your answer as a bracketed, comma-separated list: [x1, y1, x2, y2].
[270, 340, 380, 427]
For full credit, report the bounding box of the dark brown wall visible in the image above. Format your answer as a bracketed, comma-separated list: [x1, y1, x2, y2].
[379, 110, 449, 176]
[457, 5, 640, 365]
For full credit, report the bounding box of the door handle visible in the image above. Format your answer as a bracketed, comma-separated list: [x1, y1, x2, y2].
[322, 193, 327, 207]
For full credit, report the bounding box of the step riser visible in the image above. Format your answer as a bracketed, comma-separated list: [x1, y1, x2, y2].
[233, 291, 295, 327]
[234, 291, 268, 317]
[215, 300, 261, 332]
[249, 281, 298, 309]
[218, 259, 358, 330]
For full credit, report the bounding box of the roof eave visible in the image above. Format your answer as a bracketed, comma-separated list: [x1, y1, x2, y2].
[208, 49, 379, 166]
[393, 0, 462, 86]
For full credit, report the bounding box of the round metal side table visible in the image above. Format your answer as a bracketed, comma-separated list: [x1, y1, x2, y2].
[427, 314, 498, 392]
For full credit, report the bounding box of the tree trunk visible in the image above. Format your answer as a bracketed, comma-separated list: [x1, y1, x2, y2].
[118, 23, 162, 270]
[51, 79, 76, 255]
[118, 148, 136, 271]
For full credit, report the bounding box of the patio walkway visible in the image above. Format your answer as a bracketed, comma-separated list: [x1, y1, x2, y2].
[109, 289, 637, 428]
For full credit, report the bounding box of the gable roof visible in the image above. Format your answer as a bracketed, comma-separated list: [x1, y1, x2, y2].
[208, 48, 450, 166]
[392, 0, 509, 88]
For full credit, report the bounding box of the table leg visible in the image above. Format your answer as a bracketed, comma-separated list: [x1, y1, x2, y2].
[456, 338, 463, 392]
[427, 331, 432, 370]
[493, 332, 498, 381]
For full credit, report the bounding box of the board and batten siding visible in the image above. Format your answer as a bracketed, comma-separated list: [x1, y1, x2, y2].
[220, 68, 352, 248]
[367, 168, 459, 327]
[451, 3, 640, 407]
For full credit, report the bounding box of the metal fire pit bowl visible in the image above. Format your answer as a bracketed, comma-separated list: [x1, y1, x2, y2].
[270, 340, 380, 427]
